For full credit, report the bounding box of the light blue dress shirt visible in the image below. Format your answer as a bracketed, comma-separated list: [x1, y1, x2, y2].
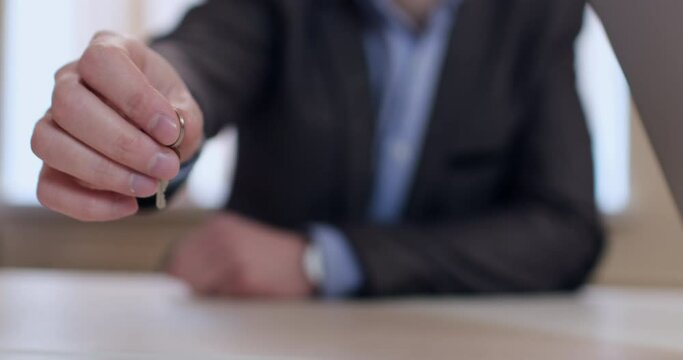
[311, 0, 461, 298]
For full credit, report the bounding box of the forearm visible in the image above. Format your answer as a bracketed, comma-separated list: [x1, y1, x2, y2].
[341, 203, 604, 296]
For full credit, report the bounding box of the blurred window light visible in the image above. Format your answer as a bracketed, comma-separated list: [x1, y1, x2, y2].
[576, 7, 632, 215]
[2, 0, 81, 206]
[1, 4, 630, 214]
[0, 0, 234, 209]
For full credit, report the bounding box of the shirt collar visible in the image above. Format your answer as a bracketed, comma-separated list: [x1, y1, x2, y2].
[357, 0, 460, 33]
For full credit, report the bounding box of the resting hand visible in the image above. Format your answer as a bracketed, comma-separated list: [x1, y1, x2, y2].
[31, 31, 203, 221]
[168, 213, 314, 299]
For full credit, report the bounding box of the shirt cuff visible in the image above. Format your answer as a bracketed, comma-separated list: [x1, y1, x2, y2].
[309, 224, 364, 298]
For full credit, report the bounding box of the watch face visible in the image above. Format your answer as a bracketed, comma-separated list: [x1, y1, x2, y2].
[304, 241, 325, 287]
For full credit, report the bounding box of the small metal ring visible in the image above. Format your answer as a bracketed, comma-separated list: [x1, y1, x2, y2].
[170, 109, 186, 150]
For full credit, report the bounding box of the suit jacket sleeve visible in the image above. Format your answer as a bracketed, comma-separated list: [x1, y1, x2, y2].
[150, 0, 274, 138]
[340, 3, 606, 296]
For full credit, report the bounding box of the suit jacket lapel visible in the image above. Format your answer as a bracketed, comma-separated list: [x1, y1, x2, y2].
[318, 1, 377, 222]
[406, 0, 496, 218]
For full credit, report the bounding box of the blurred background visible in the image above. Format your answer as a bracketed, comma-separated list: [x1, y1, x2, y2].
[0, 0, 681, 287]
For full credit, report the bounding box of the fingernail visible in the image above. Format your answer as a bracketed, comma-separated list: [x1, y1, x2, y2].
[130, 174, 158, 196]
[149, 151, 179, 179]
[111, 194, 138, 218]
[149, 113, 179, 145]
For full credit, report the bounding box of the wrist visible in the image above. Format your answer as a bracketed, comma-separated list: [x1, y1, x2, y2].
[308, 224, 364, 298]
[302, 240, 325, 294]
[283, 231, 316, 298]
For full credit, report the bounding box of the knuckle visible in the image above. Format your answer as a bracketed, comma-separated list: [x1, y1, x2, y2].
[54, 59, 80, 81]
[120, 36, 140, 52]
[54, 63, 73, 81]
[36, 175, 70, 220]
[78, 43, 122, 79]
[50, 82, 68, 116]
[111, 132, 143, 163]
[50, 79, 78, 122]
[79, 44, 105, 73]
[90, 159, 116, 189]
[91, 30, 117, 41]
[124, 89, 147, 118]
[30, 121, 49, 158]
[35, 179, 52, 209]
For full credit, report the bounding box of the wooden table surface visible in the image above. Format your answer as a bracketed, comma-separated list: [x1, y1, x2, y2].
[0, 270, 681, 360]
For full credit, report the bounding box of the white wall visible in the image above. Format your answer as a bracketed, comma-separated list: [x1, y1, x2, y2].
[0, 0, 233, 209]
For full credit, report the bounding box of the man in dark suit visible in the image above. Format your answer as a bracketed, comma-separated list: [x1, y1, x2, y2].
[31, 0, 604, 298]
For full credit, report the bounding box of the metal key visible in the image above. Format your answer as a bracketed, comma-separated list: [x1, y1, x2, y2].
[156, 180, 169, 209]
[155, 109, 186, 210]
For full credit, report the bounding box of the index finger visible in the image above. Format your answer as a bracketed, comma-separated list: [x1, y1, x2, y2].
[77, 32, 181, 147]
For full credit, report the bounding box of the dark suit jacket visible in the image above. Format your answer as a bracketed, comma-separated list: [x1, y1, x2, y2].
[152, 0, 605, 296]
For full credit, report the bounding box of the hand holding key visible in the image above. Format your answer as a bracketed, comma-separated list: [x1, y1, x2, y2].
[156, 109, 185, 210]
[31, 31, 203, 221]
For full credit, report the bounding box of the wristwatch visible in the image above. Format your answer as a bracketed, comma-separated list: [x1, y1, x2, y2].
[302, 241, 325, 291]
